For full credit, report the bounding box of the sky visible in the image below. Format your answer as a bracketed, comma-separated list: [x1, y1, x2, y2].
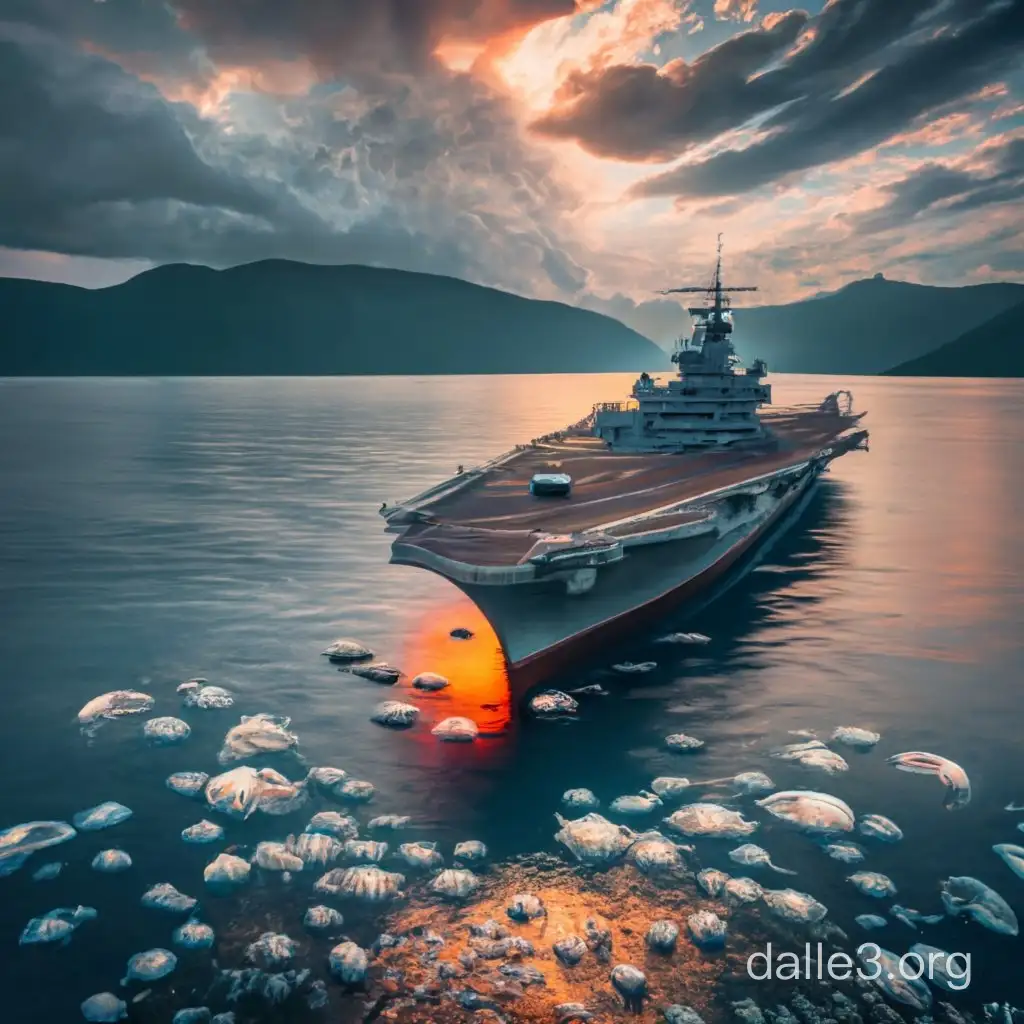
[1, 0, 1022, 341]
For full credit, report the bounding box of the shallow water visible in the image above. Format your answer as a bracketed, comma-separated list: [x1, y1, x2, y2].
[1, 373, 1023, 1020]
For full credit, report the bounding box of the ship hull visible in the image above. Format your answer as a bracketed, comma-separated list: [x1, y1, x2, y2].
[435, 463, 820, 704]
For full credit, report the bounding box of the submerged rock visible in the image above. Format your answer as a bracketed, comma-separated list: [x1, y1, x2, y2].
[664, 1007, 705, 1024]
[562, 788, 600, 810]
[664, 733, 705, 753]
[941, 875, 1019, 935]
[182, 820, 224, 844]
[507, 892, 546, 922]
[217, 714, 298, 765]
[20, 905, 97, 945]
[308, 766, 347, 790]
[553, 935, 587, 966]
[306, 811, 359, 839]
[321, 638, 374, 661]
[848, 871, 896, 898]
[556, 1003, 594, 1023]
[398, 841, 444, 871]
[183, 686, 234, 711]
[887, 750, 971, 809]
[824, 841, 865, 863]
[143, 716, 192, 745]
[584, 918, 613, 961]
[328, 941, 369, 985]
[173, 919, 215, 949]
[728, 843, 796, 875]
[72, 802, 132, 831]
[78, 690, 154, 728]
[343, 839, 389, 864]
[141, 882, 197, 914]
[529, 690, 579, 717]
[724, 877, 763, 903]
[645, 920, 679, 953]
[304, 905, 344, 933]
[411, 672, 449, 691]
[554, 813, 636, 864]
[253, 841, 304, 873]
[347, 663, 402, 685]
[203, 853, 251, 890]
[314, 864, 405, 901]
[166, 772, 210, 798]
[32, 861, 63, 881]
[610, 964, 647, 1012]
[732, 771, 775, 795]
[368, 814, 411, 831]
[92, 849, 132, 873]
[122, 948, 177, 984]
[371, 701, 420, 728]
[430, 869, 481, 900]
[697, 868, 729, 897]
[337, 778, 376, 802]
[628, 831, 685, 873]
[431, 716, 479, 742]
[687, 911, 727, 950]
[453, 840, 488, 864]
[664, 803, 757, 839]
[289, 831, 343, 867]
[246, 932, 297, 970]
[761, 888, 828, 924]
[81, 992, 128, 1022]
[650, 777, 690, 800]
[609, 792, 662, 816]
[756, 791, 855, 833]
[831, 726, 881, 749]
[857, 946, 931, 1010]
[858, 814, 903, 842]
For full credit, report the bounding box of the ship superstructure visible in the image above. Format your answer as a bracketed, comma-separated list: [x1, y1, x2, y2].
[381, 241, 869, 702]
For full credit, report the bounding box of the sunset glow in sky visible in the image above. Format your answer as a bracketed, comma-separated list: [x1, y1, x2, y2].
[1, 0, 1022, 339]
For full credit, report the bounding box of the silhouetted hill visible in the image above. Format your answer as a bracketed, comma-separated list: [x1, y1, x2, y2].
[732, 276, 1024, 375]
[0, 261, 670, 375]
[884, 299, 1024, 376]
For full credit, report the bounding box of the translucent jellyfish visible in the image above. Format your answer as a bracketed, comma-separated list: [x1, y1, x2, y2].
[72, 802, 132, 831]
[343, 839, 389, 864]
[204, 853, 251, 890]
[121, 948, 177, 984]
[78, 690, 154, 729]
[430, 868, 481, 900]
[756, 791, 855, 833]
[696, 869, 729, 897]
[650, 777, 691, 801]
[0, 852, 30, 877]
[761, 888, 828, 924]
[941, 875, 1019, 936]
[253, 841, 303, 873]
[431, 716, 479, 742]
[655, 632, 710, 645]
[609, 792, 662, 816]
[848, 871, 896, 898]
[321, 638, 374, 661]
[183, 686, 234, 711]
[858, 814, 903, 842]
[412, 672, 449, 691]
[172, 1009, 211, 1024]
[246, 932, 297, 970]
[166, 772, 210, 798]
[182, 820, 224, 844]
[887, 751, 971, 809]
[507, 893, 546, 922]
[628, 832, 684, 874]
[454, 840, 488, 864]
[20, 906, 97, 945]
[143, 717, 192, 745]
[91, 849, 132, 873]
[611, 661, 656, 674]
[994, 842, 1024, 881]
[725, 877, 763, 903]
[831, 726, 881, 749]
[610, 964, 648, 1012]
[732, 772, 775, 795]
[306, 811, 359, 839]
[824, 841, 865, 863]
[665, 733, 705, 753]
[217, 714, 298, 765]
[687, 911, 727, 950]
[728, 843, 796, 875]
[303, 906, 344, 934]
[553, 935, 587, 966]
[398, 841, 444, 871]
[562, 788, 600, 811]
[368, 814, 410, 831]
[908, 943, 964, 993]
[0, 821, 76, 866]
[857, 947, 931, 1010]
[569, 684, 608, 697]
[313, 865, 405, 901]
[141, 882, 198, 914]
[173, 919, 215, 949]
[338, 778, 375, 803]
[329, 941, 369, 985]
[348, 663, 401, 684]
[177, 679, 205, 697]
[772, 740, 848, 775]
[205, 765, 304, 819]
[33, 861, 63, 881]
[288, 832, 343, 867]
[646, 920, 679, 953]
[308, 766, 347, 790]
[528, 690, 579, 717]
[370, 701, 419, 728]
[81, 993, 127, 1021]
[554, 813, 636, 865]
[890, 904, 944, 928]
[855, 914, 887, 930]
[663, 803, 757, 839]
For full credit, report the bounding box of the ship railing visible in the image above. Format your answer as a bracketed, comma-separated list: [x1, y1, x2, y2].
[593, 400, 639, 413]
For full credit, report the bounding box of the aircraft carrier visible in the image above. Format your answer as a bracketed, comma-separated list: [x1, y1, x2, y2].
[381, 242, 868, 700]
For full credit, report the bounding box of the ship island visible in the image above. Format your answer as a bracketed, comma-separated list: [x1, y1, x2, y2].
[381, 242, 869, 702]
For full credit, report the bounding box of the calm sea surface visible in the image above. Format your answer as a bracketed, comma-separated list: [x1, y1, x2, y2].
[1, 373, 1023, 1021]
